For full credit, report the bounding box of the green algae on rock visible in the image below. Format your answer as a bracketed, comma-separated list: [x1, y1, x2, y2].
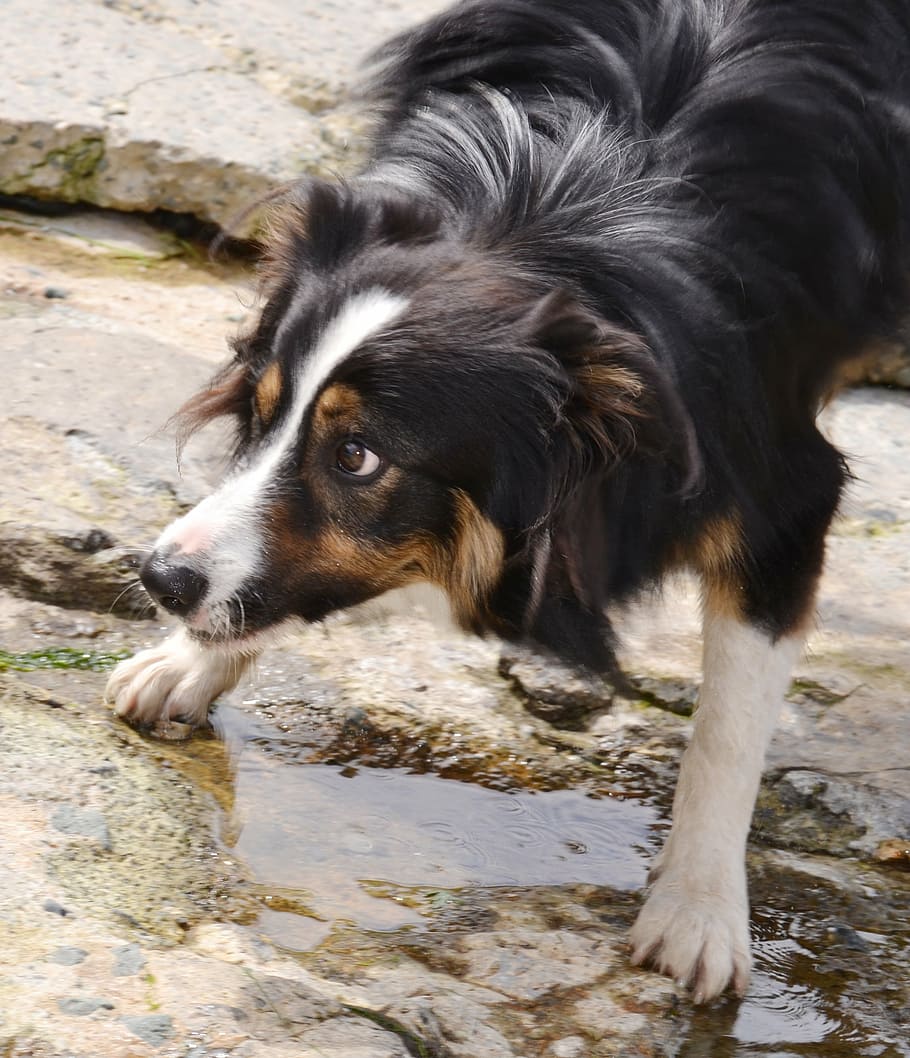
[0, 646, 129, 672]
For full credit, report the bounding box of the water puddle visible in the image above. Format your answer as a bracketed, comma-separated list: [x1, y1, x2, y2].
[180, 702, 908, 1057]
[210, 704, 656, 951]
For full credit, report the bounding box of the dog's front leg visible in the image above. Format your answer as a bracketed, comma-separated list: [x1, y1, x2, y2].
[629, 607, 802, 1002]
[105, 628, 254, 728]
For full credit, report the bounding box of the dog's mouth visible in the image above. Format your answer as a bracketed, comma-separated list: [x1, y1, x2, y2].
[183, 607, 289, 656]
[180, 593, 285, 649]
[186, 626, 266, 652]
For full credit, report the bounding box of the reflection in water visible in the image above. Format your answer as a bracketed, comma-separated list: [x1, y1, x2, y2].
[736, 949, 849, 1048]
[222, 715, 656, 939]
[736, 918, 844, 1049]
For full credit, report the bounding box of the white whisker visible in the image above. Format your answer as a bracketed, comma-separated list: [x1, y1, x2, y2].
[109, 578, 146, 613]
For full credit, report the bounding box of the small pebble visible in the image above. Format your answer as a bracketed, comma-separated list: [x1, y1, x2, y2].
[49, 946, 88, 966]
[43, 899, 71, 917]
[829, 923, 869, 952]
[112, 942, 146, 977]
[122, 1014, 175, 1046]
[58, 997, 115, 1016]
[43, 286, 69, 299]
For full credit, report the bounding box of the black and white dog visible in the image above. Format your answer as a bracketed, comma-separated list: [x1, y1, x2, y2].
[107, 0, 910, 1002]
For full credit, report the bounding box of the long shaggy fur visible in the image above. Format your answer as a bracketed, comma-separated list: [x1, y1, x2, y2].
[167, 0, 910, 669]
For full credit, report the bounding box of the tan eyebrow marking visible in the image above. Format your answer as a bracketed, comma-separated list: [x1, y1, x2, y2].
[312, 383, 363, 427]
[254, 361, 284, 424]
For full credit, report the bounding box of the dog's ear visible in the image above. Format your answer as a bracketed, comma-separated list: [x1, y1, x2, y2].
[525, 289, 702, 495]
[172, 359, 252, 455]
[526, 290, 649, 466]
[506, 290, 703, 650]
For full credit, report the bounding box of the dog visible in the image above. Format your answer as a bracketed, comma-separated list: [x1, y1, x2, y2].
[106, 0, 910, 1002]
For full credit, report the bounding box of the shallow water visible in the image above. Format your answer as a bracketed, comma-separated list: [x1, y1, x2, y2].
[204, 702, 909, 1058]
[211, 703, 655, 948]
[681, 900, 908, 1058]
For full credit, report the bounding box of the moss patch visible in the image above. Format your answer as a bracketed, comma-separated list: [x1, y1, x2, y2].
[3, 136, 106, 202]
[0, 647, 130, 673]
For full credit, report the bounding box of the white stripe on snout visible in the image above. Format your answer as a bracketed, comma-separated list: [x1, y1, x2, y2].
[157, 288, 408, 626]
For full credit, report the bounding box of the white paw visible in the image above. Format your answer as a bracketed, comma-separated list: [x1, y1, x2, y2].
[629, 867, 752, 1003]
[105, 631, 245, 729]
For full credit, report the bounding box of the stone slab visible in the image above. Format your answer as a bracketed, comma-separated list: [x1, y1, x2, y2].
[0, 315, 227, 612]
[0, 0, 445, 225]
[93, 0, 448, 111]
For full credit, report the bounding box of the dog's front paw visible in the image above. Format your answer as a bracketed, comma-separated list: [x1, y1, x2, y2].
[105, 631, 243, 729]
[629, 868, 751, 1003]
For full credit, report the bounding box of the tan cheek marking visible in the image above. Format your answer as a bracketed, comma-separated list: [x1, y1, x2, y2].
[307, 496, 505, 625]
[312, 528, 406, 585]
[255, 361, 284, 424]
[265, 498, 439, 597]
[443, 491, 506, 627]
[262, 489, 505, 626]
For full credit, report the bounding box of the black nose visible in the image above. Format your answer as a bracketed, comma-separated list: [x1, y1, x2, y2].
[140, 555, 208, 617]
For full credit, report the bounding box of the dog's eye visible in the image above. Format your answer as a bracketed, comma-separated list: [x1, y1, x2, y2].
[335, 439, 381, 478]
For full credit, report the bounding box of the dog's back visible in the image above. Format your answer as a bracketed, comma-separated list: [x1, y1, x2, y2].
[371, 0, 910, 378]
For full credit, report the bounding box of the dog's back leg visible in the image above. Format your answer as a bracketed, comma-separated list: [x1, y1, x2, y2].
[630, 430, 846, 1002]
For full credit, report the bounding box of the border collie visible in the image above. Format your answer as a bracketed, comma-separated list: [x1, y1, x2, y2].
[106, 0, 910, 1002]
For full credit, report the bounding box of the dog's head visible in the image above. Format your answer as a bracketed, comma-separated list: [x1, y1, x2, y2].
[140, 180, 696, 666]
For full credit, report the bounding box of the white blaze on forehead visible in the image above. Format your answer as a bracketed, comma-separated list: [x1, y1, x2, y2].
[234, 286, 409, 502]
[291, 287, 409, 422]
[156, 288, 408, 620]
